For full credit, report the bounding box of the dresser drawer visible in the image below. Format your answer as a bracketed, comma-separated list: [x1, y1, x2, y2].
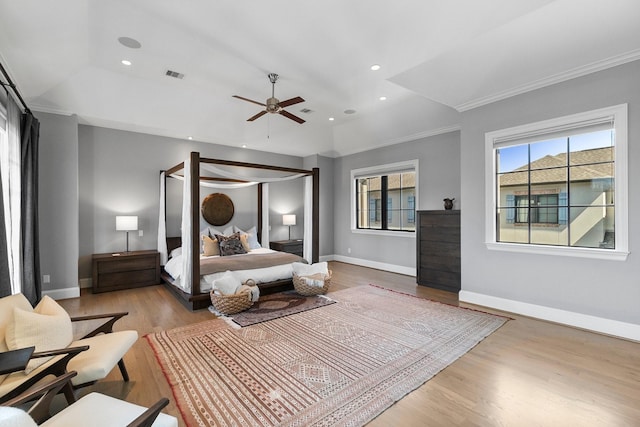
[98, 269, 159, 288]
[97, 256, 157, 274]
[92, 251, 160, 293]
[270, 240, 304, 256]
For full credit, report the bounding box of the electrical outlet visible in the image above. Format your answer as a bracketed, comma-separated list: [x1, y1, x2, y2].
[43, 275, 50, 283]
[347, 248, 351, 254]
[138, 229, 143, 237]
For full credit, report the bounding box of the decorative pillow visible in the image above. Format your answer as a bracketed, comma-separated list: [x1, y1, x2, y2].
[234, 226, 261, 249]
[202, 235, 220, 256]
[292, 261, 328, 277]
[169, 247, 182, 259]
[239, 234, 251, 252]
[207, 227, 222, 237]
[6, 296, 73, 374]
[199, 227, 213, 253]
[215, 233, 247, 256]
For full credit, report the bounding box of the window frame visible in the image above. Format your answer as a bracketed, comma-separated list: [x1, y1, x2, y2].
[351, 160, 418, 237]
[484, 104, 628, 260]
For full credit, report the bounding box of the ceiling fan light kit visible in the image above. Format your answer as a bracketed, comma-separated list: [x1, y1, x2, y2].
[233, 73, 306, 124]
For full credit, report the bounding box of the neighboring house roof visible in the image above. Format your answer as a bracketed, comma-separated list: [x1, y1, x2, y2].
[360, 173, 416, 191]
[500, 147, 614, 186]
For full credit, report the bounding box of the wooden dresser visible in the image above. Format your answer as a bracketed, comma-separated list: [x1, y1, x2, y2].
[270, 240, 304, 257]
[416, 210, 460, 292]
[92, 250, 160, 293]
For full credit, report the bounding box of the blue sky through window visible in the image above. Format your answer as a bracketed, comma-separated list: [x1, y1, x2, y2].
[497, 130, 613, 173]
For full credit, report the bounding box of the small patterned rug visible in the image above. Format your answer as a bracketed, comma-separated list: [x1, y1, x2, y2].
[147, 285, 508, 427]
[230, 291, 336, 327]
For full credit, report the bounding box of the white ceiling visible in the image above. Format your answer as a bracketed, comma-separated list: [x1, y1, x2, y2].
[1, 0, 639, 157]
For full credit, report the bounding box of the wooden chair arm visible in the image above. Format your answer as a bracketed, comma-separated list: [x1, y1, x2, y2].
[0, 346, 89, 405]
[31, 345, 90, 359]
[70, 312, 129, 339]
[127, 397, 170, 427]
[2, 371, 78, 424]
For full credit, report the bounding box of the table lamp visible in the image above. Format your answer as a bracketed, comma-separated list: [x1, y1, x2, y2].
[116, 215, 138, 252]
[283, 214, 296, 240]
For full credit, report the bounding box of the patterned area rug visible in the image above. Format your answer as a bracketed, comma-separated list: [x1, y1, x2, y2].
[146, 285, 508, 427]
[230, 291, 336, 327]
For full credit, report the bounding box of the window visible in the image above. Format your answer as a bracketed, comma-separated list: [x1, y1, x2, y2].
[351, 160, 418, 234]
[485, 104, 628, 260]
[513, 194, 559, 224]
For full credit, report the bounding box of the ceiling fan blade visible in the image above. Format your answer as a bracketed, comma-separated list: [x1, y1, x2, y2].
[247, 110, 268, 121]
[279, 110, 305, 124]
[278, 96, 305, 108]
[233, 95, 266, 107]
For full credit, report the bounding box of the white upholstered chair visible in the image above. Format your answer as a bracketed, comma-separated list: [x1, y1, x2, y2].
[0, 293, 138, 404]
[0, 371, 177, 427]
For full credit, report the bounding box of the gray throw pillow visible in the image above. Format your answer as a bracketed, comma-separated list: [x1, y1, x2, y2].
[215, 232, 247, 256]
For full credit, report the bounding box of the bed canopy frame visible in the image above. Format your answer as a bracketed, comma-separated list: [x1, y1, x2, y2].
[160, 151, 319, 310]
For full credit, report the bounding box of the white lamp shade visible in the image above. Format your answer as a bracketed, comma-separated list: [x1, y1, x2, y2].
[116, 215, 138, 231]
[282, 214, 296, 226]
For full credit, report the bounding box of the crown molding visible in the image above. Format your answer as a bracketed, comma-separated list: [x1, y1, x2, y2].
[30, 103, 75, 117]
[456, 49, 640, 112]
[337, 124, 461, 157]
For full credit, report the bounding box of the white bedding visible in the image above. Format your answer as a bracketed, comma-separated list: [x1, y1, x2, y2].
[164, 248, 295, 293]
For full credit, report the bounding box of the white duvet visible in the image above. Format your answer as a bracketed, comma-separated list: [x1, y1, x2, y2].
[164, 248, 295, 293]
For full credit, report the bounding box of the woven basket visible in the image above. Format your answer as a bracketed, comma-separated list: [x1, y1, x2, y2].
[210, 281, 255, 315]
[292, 270, 332, 296]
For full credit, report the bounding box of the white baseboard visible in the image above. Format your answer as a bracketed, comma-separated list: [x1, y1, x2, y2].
[328, 254, 415, 277]
[79, 278, 92, 289]
[459, 290, 640, 342]
[43, 287, 80, 300]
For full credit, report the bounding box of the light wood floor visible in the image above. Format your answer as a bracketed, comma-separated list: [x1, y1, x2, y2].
[57, 261, 640, 426]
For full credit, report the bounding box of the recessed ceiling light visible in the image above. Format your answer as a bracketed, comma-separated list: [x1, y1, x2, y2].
[241, 144, 247, 148]
[370, 64, 381, 71]
[344, 109, 356, 115]
[187, 136, 193, 140]
[329, 117, 335, 121]
[118, 37, 142, 49]
[379, 96, 387, 101]
[121, 60, 132, 66]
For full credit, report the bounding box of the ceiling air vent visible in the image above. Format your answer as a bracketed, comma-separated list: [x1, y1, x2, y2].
[165, 70, 184, 79]
[299, 108, 313, 114]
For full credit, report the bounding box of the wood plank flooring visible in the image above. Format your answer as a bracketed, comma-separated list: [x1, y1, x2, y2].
[57, 261, 640, 426]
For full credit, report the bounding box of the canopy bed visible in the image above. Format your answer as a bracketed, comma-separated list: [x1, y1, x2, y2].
[158, 152, 319, 310]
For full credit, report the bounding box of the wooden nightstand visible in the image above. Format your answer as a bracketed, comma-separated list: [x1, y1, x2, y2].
[92, 250, 160, 293]
[270, 240, 304, 257]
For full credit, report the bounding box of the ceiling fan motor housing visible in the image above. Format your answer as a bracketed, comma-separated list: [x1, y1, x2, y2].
[266, 97, 280, 113]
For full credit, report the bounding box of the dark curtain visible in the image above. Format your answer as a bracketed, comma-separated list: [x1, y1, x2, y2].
[0, 87, 9, 297]
[0, 162, 10, 297]
[20, 112, 41, 304]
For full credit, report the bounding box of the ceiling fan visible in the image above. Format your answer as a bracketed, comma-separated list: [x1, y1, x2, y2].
[233, 73, 306, 124]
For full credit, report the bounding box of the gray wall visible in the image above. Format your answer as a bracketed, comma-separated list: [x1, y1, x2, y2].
[76, 125, 310, 281]
[332, 131, 461, 269]
[303, 154, 335, 258]
[460, 60, 640, 325]
[38, 112, 79, 294]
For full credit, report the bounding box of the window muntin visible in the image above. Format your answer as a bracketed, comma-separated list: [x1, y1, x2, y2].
[354, 168, 416, 232]
[497, 130, 614, 248]
[486, 104, 627, 259]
